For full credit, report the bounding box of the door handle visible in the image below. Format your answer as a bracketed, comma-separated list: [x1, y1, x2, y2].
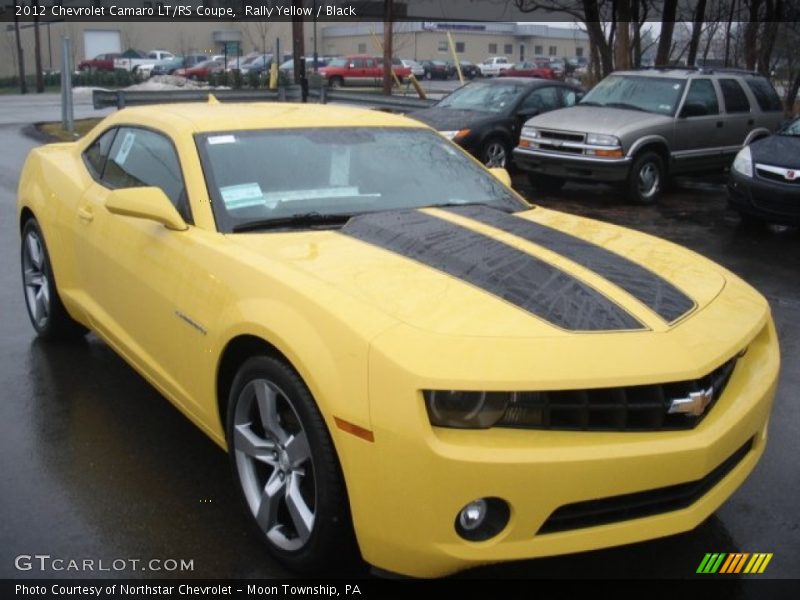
[716, 121, 723, 128]
[77, 206, 94, 222]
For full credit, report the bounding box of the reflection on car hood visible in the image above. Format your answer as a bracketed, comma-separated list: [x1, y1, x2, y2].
[406, 107, 499, 131]
[525, 105, 672, 135]
[229, 206, 731, 339]
[750, 133, 800, 168]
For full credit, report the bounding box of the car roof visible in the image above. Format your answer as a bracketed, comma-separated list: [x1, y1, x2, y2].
[613, 68, 765, 79]
[106, 102, 428, 134]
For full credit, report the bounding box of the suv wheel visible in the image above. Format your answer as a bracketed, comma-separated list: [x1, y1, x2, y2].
[628, 151, 664, 204]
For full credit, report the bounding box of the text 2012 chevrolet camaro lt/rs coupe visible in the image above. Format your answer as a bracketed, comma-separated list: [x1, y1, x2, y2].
[17, 102, 779, 577]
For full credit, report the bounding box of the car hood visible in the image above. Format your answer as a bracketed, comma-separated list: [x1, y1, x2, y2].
[750, 134, 800, 168]
[526, 105, 672, 136]
[229, 206, 732, 339]
[407, 107, 500, 131]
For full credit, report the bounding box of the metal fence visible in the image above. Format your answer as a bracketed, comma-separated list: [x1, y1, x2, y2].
[92, 86, 437, 113]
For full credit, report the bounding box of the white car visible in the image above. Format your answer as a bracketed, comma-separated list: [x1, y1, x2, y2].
[401, 59, 425, 78]
[479, 56, 511, 77]
[118, 49, 175, 77]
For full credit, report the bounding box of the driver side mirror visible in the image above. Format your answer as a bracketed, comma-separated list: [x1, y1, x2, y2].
[680, 102, 708, 118]
[105, 187, 188, 231]
[488, 167, 512, 187]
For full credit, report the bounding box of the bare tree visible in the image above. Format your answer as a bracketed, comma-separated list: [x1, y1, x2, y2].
[655, 0, 678, 65]
[614, 0, 632, 70]
[245, 21, 271, 55]
[121, 24, 141, 53]
[757, 0, 782, 75]
[686, 0, 707, 66]
[382, 0, 394, 95]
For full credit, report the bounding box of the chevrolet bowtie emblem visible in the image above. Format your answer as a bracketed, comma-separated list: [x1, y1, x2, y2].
[668, 386, 715, 416]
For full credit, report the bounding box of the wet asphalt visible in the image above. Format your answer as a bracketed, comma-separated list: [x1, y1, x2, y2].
[0, 98, 798, 582]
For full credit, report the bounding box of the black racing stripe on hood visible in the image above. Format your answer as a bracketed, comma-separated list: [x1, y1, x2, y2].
[341, 210, 644, 332]
[446, 205, 695, 323]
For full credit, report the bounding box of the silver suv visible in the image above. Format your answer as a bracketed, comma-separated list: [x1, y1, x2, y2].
[513, 68, 784, 203]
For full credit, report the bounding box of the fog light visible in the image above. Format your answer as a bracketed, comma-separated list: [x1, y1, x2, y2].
[455, 497, 510, 542]
[458, 499, 488, 531]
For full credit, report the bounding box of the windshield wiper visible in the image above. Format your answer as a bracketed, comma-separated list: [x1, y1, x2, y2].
[605, 102, 649, 112]
[426, 201, 516, 213]
[578, 101, 602, 106]
[232, 212, 356, 233]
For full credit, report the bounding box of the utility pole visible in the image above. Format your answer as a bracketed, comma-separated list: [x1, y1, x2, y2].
[14, 0, 27, 94]
[292, 0, 305, 84]
[34, 0, 44, 93]
[382, 0, 394, 95]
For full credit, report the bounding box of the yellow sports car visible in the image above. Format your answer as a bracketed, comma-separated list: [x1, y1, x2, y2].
[17, 101, 779, 577]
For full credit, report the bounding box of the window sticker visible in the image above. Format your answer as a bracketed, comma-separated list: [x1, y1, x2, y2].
[208, 135, 237, 145]
[115, 131, 136, 165]
[220, 183, 266, 209]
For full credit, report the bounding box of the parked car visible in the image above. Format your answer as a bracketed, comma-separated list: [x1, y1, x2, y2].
[453, 60, 481, 79]
[240, 54, 274, 76]
[499, 61, 557, 79]
[401, 59, 425, 78]
[548, 59, 567, 79]
[478, 56, 511, 77]
[226, 52, 263, 72]
[114, 49, 174, 73]
[409, 78, 583, 168]
[728, 116, 800, 225]
[151, 57, 185, 76]
[419, 60, 451, 80]
[17, 101, 778, 578]
[175, 59, 224, 81]
[514, 68, 784, 203]
[133, 50, 176, 77]
[279, 57, 331, 77]
[78, 53, 121, 73]
[318, 55, 411, 87]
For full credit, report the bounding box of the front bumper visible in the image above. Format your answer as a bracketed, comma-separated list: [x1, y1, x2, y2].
[337, 317, 779, 577]
[513, 146, 632, 183]
[728, 171, 800, 225]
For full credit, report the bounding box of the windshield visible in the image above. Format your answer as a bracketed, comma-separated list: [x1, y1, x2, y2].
[437, 81, 527, 113]
[196, 128, 526, 233]
[780, 118, 800, 136]
[580, 75, 686, 116]
[327, 58, 347, 67]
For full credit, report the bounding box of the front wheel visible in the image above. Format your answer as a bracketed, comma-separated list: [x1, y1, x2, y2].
[227, 356, 355, 573]
[20, 219, 87, 341]
[627, 151, 665, 204]
[481, 138, 511, 168]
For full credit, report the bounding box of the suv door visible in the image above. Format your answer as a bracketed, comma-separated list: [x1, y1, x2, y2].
[717, 78, 755, 163]
[673, 78, 726, 173]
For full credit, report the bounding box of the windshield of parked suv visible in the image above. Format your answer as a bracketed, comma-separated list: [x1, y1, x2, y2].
[437, 81, 527, 113]
[327, 58, 347, 67]
[780, 118, 800, 136]
[580, 75, 686, 116]
[197, 128, 526, 232]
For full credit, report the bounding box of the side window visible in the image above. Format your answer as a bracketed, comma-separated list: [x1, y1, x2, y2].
[519, 86, 561, 113]
[82, 128, 117, 179]
[745, 78, 783, 112]
[102, 127, 189, 221]
[719, 78, 751, 113]
[562, 88, 581, 107]
[684, 79, 719, 115]
[351, 58, 366, 68]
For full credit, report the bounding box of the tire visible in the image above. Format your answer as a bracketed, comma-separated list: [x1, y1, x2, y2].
[527, 173, 566, 193]
[627, 151, 665, 204]
[328, 76, 344, 89]
[20, 219, 87, 341]
[481, 137, 511, 169]
[227, 355, 356, 574]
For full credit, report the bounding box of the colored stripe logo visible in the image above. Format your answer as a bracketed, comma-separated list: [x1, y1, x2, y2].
[697, 552, 773, 574]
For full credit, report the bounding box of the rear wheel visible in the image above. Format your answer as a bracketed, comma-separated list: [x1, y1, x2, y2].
[328, 76, 344, 88]
[627, 151, 665, 204]
[227, 356, 356, 573]
[20, 219, 87, 341]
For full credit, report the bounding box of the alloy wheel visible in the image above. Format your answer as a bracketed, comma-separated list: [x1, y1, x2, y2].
[484, 141, 507, 168]
[22, 229, 50, 330]
[637, 161, 660, 199]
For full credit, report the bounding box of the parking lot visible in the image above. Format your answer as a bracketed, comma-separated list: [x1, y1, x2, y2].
[0, 95, 798, 582]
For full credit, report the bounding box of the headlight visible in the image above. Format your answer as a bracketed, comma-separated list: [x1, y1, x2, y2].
[438, 129, 470, 141]
[424, 391, 509, 428]
[732, 146, 753, 177]
[586, 133, 620, 146]
[520, 126, 540, 139]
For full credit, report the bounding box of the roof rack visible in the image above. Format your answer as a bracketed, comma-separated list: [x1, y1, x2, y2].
[635, 65, 761, 77]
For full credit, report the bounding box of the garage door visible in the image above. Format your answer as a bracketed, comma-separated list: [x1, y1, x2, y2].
[84, 30, 121, 60]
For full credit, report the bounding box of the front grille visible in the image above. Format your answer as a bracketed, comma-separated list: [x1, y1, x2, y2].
[537, 142, 584, 155]
[538, 437, 754, 534]
[498, 357, 737, 432]
[756, 167, 800, 185]
[539, 129, 586, 143]
[751, 190, 800, 216]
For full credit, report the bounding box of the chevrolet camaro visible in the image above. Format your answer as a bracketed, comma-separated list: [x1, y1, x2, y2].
[17, 101, 779, 577]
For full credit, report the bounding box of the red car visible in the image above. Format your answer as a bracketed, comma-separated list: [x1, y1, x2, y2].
[175, 59, 224, 81]
[319, 55, 411, 88]
[78, 53, 121, 72]
[499, 61, 557, 80]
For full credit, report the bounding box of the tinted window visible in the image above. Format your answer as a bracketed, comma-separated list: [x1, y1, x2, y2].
[352, 58, 366, 68]
[745, 78, 782, 111]
[719, 79, 751, 113]
[83, 128, 117, 178]
[519, 86, 561, 112]
[684, 79, 719, 115]
[103, 127, 189, 220]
